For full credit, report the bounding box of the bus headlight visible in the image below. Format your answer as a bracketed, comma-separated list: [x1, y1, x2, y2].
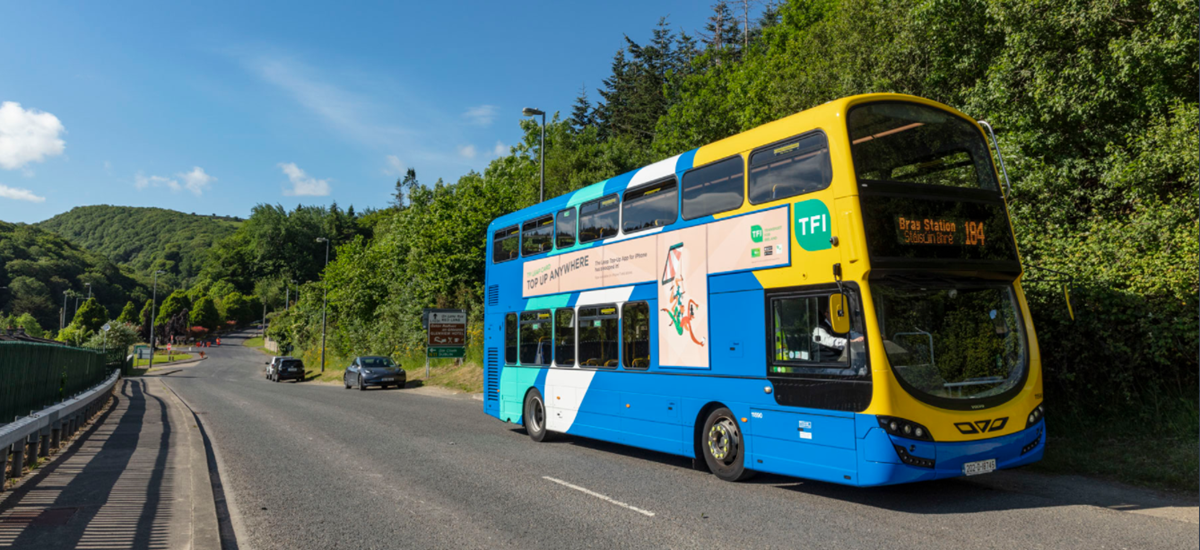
[1025, 403, 1045, 429]
[876, 416, 934, 442]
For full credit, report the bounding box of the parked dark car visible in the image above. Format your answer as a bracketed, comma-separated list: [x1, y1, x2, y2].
[272, 358, 306, 382]
[344, 356, 405, 390]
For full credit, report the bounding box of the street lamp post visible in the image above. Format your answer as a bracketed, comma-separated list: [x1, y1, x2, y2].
[149, 270, 164, 370]
[85, 282, 92, 300]
[522, 107, 546, 202]
[315, 237, 330, 373]
[61, 290, 70, 332]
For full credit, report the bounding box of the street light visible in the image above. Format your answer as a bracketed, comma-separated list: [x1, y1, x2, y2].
[149, 270, 165, 370]
[316, 237, 330, 373]
[85, 282, 92, 300]
[522, 107, 546, 202]
[61, 290, 71, 332]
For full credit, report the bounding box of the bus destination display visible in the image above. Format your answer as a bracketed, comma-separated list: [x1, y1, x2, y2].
[895, 216, 986, 246]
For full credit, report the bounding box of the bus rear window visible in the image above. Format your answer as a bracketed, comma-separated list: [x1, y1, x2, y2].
[522, 216, 553, 256]
[519, 310, 551, 365]
[748, 133, 831, 204]
[578, 305, 618, 367]
[848, 101, 999, 190]
[622, 178, 677, 234]
[579, 195, 619, 243]
[683, 156, 744, 220]
[504, 313, 517, 364]
[556, 208, 576, 249]
[493, 225, 519, 263]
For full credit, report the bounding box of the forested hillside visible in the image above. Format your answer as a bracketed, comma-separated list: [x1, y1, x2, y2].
[0, 221, 147, 332]
[37, 205, 239, 285]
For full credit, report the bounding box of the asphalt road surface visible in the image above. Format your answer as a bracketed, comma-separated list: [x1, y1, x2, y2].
[159, 333, 1199, 550]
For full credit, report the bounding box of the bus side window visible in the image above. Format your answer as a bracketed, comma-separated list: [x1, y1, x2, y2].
[493, 225, 519, 263]
[769, 293, 857, 366]
[579, 195, 620, 243]
[504, 313, 518, 364]
[519, 310, 552, 365]
[554, 308, 575, 367]
[521, 216, 554, 256]
[556, 208, 576, 249]
[622, 178, 677, 234]
[682, 156, 745, 220]
[578, 305, 619, 367]
[622, 301, 650, 369]
[748, 132, 832, 205]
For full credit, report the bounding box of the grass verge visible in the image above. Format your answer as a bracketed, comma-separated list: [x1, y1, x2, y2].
[132, 353, 194, 369]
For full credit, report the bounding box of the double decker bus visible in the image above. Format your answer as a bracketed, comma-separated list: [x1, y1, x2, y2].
[482, 94, 1044, 486]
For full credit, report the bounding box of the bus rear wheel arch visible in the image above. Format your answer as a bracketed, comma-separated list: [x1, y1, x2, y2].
[698, 406, 755, 482]
[523, 388, 553, 443]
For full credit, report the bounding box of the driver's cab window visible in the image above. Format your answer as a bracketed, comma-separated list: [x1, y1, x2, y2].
[768, 290, 866, 376]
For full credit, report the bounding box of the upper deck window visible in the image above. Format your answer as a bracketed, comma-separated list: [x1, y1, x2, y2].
[848, 102, 999, 191]
[748, 132, 832, 204]
[622, 178, 677, 234]
[682, 156, 744, 220]
[556, 208, 576, 249]
[521, 216, 554, 256]
[579, 194, 620, 243]
[493, 225, 519, 263]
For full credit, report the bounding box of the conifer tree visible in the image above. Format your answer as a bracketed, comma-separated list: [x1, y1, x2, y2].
[570, 84, 594, 132]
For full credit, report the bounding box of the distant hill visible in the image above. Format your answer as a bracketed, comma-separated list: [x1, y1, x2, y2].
[37, 205, 239, 282]
[0, 220, 146, 332]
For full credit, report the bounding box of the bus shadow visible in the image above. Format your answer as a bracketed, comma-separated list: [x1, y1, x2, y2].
[512, 429, 1192, 516]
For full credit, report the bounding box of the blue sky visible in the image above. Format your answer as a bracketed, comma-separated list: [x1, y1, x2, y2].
[0, 0, 714, 223]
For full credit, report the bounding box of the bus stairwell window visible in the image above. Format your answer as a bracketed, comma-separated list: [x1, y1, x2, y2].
[556, 208, 577, 249]
[623, 179, 677, 234]
[748, 133, 832, 204]
[504, 313, 518, 364]
[578, 306, 619, 367]
[519, 310, 552, 365]
[579, 195, 620, 243]
[682, 156, 745, 220]
[622, 301, 651, 369]
[522, 216, 554, 256]
[770, 295, 851, 369]
[554, 308, 576, 366]
[493, 226, 519, 263]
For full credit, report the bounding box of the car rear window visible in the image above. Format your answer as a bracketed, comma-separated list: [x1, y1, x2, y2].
[282, 360, 303, 368]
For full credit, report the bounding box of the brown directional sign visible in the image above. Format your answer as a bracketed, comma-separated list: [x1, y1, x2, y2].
[425, 309, 467, 348]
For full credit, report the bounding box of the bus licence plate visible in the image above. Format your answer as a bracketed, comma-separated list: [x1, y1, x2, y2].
[962, 459, 996, 476]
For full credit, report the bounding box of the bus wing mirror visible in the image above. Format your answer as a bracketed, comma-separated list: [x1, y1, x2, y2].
[829, 294, 850, 334]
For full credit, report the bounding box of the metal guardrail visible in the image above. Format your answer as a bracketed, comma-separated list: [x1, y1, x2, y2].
[0, 369, 120, 490]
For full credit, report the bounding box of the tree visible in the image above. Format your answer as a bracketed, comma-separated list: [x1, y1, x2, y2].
[116, 301, 138, 324]
[156, 290, 191, 327]
[393, 168, 420, 208]
[85, 321, 138, 352]
[139, 299, 154, 341]
[569, 84, 594, 131]
[13, 312, 44, 338]
[190, 297, 221, 332]
[70, 297, 108, 334]
[220, 291, 253, 325]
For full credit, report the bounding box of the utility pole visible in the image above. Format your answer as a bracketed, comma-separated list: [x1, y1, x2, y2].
[522, 107, 547, 202]
[316, 237, 330, 373]
[149, 270, 164, 370]
[61, 290, 70, 332]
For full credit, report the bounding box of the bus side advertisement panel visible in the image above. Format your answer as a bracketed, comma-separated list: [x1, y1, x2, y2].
[657, 225, 709, 368]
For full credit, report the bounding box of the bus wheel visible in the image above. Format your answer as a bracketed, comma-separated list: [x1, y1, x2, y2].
[523, 390, 552, 442]
[701, 407, 754, 482]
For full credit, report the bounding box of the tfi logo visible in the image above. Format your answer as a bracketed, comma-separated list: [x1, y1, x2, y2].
[751, 225, 763, 243]
[793, 200, 832, 251]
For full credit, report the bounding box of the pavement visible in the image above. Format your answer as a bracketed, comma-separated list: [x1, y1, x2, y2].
[0, 377, 219, 550]
[4, 332, 1197, 549]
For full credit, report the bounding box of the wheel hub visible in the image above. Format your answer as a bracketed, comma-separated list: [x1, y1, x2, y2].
[708, 418, 739, 463]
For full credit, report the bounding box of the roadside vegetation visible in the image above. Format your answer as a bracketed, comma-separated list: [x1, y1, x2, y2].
[2, 0, 1195, 491]
[132, 352, 194, 369]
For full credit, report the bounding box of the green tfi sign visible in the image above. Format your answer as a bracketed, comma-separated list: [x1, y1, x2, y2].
[427, 347, 465, 358]
[794, 199, 832, 252]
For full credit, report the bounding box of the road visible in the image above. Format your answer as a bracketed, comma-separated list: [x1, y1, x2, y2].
[158, 333, 1198, 550]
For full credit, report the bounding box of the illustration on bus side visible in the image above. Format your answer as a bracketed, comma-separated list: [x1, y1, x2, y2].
[660, 243, 705, 348]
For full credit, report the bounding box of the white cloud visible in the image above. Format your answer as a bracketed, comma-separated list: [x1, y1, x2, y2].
[279, 162, 331, 196]
[134, 166, 216, 196]
[0, 183, 46, 203]
[462, 105, 497, 126]
[0, 102, 66, 170]
[492, 141, 509, 157]
[384, 154, 405, 176]
[457, 145, 477, 159]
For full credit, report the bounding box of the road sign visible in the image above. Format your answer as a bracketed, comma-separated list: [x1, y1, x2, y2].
[424, 309, 467, 347]
[101, 323, 111, 332]
[427, 346, 465, 358]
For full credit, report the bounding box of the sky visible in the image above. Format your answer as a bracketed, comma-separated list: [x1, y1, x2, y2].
[0, 0, 713, 224]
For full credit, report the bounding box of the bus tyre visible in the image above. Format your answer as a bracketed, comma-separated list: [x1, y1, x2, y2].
[523, 390, 553, 443]
[701, 407, 754, 482]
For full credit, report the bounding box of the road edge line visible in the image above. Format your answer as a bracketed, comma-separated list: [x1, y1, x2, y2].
[543, 476, 656, 517]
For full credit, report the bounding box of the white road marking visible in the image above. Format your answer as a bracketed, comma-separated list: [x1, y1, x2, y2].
[543, 476, 656, 517]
